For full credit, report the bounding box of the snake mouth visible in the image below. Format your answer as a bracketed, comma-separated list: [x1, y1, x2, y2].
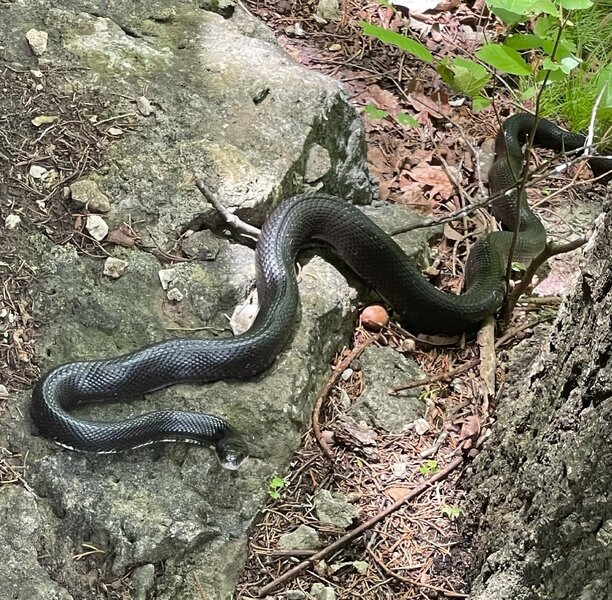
[214, 435, 249, 470]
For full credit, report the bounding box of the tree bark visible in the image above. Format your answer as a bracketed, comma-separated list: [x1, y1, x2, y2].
[466, 188, 612, 600]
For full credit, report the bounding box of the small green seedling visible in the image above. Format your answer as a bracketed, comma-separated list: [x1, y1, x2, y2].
[441, 505, 462, 520]
[419, 460, 440, 476]
[268, 475, 288, 500]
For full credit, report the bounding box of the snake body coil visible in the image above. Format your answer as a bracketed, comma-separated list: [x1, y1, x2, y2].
[31, 114, 612, 466]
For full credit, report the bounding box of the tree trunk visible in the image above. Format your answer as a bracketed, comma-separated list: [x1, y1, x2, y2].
[467, 188, 612, 600]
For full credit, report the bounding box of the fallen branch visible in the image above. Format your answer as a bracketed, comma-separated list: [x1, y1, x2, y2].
[256, 443, 473, 597]
[312, 334, 379, 460]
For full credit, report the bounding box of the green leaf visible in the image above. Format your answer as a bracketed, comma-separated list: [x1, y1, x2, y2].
[419, 460, 440, 475]
[542, 57, 560, 71]
[437, 58, 490, 98]
[505, 34, 544, 51]
[441, 505, 462, 519]
[395, 112, 419, 127]
[490, 6, 524, 24]
[363, 104, 389, 119]
[476, 43, 532, 76]
[558, 0, 593, 8]
[451, 57, 491, 95]
[472, 95, 491, 112]
[486, 0, 536, 12]
[360, 21, 434, 64]
[520, 85, 538, 100]
[528, 0, 559, 15]
[268, 475, 287, 499]
[559, 55, 581, 74]
[487, 0, 558, 14]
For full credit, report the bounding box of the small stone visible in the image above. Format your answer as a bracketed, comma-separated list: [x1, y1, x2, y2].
[316, 0, 340, 21]
[278, 525, 321, 551]
[340, 367, 353, 381]
[328, 43, 342, 52]
[361, 305, 389, 331]
[31, 115, 58, 127]
[158, 268, 176, 290]
[136, 96, 154, 116]
[86, 215, 109, 241]
[310, 582, 336, 600]
[103, 257, 128, 279]
[392, 462, 407, 477]
[314, 490, 358, 528]
[413, 418, 430, 435]
[0, 384, 8, 399]
[321, 430, 335, 446]
[4, 214, 21, 230]
[352, 560, 369, 574]
[69, 179, 111, 213]
[181, 230, 220, 260]
[30, 69, 44, 78]
[107, 126, 124, 136]
[285, 591, 306, 600]
[25, 28, 48, 56]
[167, 287, 184, 302]
[29, 165, 48, 179]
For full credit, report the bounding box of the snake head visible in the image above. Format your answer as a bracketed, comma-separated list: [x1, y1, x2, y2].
[214, 434, 248, 470]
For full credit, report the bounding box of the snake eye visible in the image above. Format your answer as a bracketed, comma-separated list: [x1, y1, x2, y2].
[215, 436, 248, 470]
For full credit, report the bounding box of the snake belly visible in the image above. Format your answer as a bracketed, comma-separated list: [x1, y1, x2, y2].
[30, 114, 612, 464]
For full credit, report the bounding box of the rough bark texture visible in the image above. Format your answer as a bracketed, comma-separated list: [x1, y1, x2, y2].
[467, 189, 612, 600]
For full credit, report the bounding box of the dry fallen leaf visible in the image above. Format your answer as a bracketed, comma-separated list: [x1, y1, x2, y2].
[386, 486, 410, 502]
[407, 162, 454, 200]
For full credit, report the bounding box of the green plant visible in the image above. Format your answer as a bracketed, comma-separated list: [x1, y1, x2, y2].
[268, 475, 288, 500]
[362, 0, 612, 126]
[418, 460, 440, 476]
[441, 505, 462, 520]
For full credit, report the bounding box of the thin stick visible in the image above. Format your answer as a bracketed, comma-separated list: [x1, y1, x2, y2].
[312, 334, 378, 460]
[194, 178, 261, 238]
[256, 450, 469, 597]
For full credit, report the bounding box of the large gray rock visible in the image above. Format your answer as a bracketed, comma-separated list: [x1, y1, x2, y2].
[0, 2, 438, 599]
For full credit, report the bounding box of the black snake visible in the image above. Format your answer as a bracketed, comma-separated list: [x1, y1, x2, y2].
[31, 114, 612, 468]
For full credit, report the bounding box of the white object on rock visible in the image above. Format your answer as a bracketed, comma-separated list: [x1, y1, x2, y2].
[158, 268, 176, 290]
[86, 215, 109, 241]
[167, 287, 184, 302]
[26, 29, 48, 56]
[229, 291, 259, 335]
[103, 257, 128, 279]
[5, 214, 22, 230]
[29, 165, 48, 179]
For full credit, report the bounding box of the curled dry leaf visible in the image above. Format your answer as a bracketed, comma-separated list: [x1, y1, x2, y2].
[459, 416, 481, 449]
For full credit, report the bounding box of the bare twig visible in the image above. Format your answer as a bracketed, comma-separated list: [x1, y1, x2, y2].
[194, 178, 261, 238]
[312, 334, 379, 460]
